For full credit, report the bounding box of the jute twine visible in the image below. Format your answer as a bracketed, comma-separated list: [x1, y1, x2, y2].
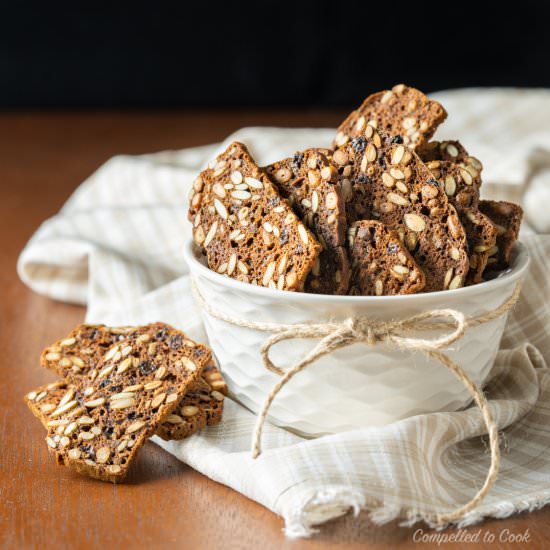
[192, 281, 522, 525]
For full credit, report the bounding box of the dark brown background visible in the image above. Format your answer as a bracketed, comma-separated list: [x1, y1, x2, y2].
[1, 111, 548, 549]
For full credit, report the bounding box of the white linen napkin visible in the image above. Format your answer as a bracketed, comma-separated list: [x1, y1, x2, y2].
[18, 89, 550, 537]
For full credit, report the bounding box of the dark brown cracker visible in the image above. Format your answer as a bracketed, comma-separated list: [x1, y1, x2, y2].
[40, 324, 134, 382]
[25, 379, 72, 426]
[26, 363, 225, 443]
[41, 323, 210, 482]
[458, 209, 497, 284]
[479, 200, 523, 271]
[265, 149, 350, 294]
[417, 140, 470, 163]
[331, 128, 469, 291]
[40, 323, 224, 428]
[419, 144, 495, 283]
[202, 362, 228, 396]
[156, 375, 225, 441]
[419, 140, 483, 210]
[188, 141, 321, 292]
[348, 221, 425, 296]
[334, 84, 447, 151]
[306, 247, 350, 295]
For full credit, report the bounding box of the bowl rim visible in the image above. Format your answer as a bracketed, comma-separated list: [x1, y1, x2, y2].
[184, 239, 530, 304]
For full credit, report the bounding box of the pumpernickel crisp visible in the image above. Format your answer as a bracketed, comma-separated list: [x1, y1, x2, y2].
[419, 143, 495, 283]
[479, 200, 523, 271]
[418, 139, 470, 164]
[348, 221, 425, 296]
[265, 149, 350, 294]
[419, 140, 484, 211]
[156, 374, 225, 440]
[331, 127, 469, 291]
[189, 141, 321, 291]
[334, 84, 447, 151]
[26, 362, 225, 443]
[460, 209, 498, 284]
[41, 323, 210, 482]
[40, 323, 225, 429]
[41, 324, 134, 382]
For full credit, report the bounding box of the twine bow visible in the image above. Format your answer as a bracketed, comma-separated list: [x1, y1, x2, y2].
[192, 281, 522, 525]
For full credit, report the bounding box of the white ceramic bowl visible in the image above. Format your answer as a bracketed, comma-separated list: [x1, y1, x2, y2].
[184, 241, 530, 437]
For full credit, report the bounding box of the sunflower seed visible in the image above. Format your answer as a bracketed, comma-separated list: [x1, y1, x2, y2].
[97, 364, 115, 380]
[449, 275, 462, 290]
[181, 406, 199, 417]
[227, 253, 237, 275]
[460, 169, 473, 186]
[381, 91, 393, 104]
[388, 193, 410, 206]
[231, 190, 252, 200]
[263, 261, 276, 286]
[111, 398, 135, 410]
[422, 184, 439, 199]
[244, 177, 263, 189]
[64, 422, 78, 435]
[104, 346, 120, 361]
[111, 392, 135, 401]
[396, 181, 408, 193]
[311, 191, 319, 213]
[332, 149, 348, 165]
[204, 221, 218, 247]
[390, 168, 404, 180]
[355, 116, 366, 132]
[166, 414, 184, 424]
[61, 338, 76, 347]
[68, 449, 81, 460]
[214, 199, 228, 219]
[404, 213, 426, 232]
[335, 132, 349, 146]
[444, 175, 456, 196]
[181, 357, 197, 371]
[84, 397, 105, 408]
[230, 171, 243, 184]
[144, 380, 162, 391]
[151, 393, 166, 408]
[365, 143, 377, 162]
[211, 390, 225, 401]
[213, 183, 226, 198]
[382, 173, 395, 188]
[391, 145, 405, 165]
[50, 400, 78, 418]
[117, 357, 133, 374]
[94, 446, 110, 464]
[58, 388, 75, 408]
[325, 192, 337, 209]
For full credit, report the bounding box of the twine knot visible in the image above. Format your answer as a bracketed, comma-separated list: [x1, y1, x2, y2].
[345, 317, 379, 345]
[192, 281, 523, 525]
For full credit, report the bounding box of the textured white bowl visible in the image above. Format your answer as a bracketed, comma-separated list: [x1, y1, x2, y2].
[184, 241, 530, 437]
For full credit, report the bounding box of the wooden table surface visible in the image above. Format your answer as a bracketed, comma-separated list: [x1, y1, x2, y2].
[1, 112, 547, 550]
